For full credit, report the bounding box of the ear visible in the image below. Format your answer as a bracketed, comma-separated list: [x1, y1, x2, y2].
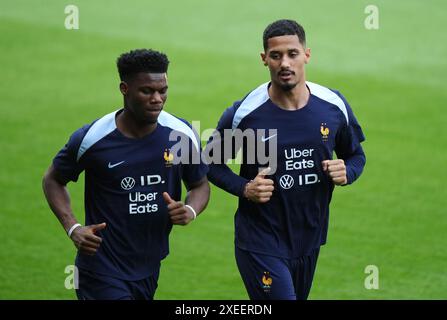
[119, 81, 128, 95]
[260, 52, 268, 66]
[304, 47, 311, 64]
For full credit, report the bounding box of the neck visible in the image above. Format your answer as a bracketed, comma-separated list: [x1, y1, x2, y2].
[269, 80, 309, 110]
[116, 108, 157, 139]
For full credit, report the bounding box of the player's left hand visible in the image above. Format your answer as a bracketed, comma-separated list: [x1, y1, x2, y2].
[322, 159, 347, 185]
[163, 192, 194, 225]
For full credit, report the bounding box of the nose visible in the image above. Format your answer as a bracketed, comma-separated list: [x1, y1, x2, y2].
[280, 56, 291, 69]
[150, 91, 163, 104]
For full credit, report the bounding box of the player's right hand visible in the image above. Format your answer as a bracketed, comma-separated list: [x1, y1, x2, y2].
[70, 223, 106, 256]
[243, 167, 274, 203]
[162, 192, 195, 226]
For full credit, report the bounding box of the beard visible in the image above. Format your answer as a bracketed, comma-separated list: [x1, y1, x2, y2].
[272, 70, 298, 92]
[278, 81, 298, 91]
[274, 78, 298, 92]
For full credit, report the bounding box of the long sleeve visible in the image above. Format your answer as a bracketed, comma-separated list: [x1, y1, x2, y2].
[334, 91, 366, 185]
[205, 102, 249, 197]
[340, 144, 366, 185]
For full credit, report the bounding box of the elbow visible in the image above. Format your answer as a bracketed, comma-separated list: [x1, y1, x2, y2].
[42, 165, 67, 193]
[42, 168, 51, 193]
[360, 152, 366, 169]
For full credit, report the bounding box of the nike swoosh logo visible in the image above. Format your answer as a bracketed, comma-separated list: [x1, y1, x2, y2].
[261, 134, 277, 142]
[108, 161, 125, 168]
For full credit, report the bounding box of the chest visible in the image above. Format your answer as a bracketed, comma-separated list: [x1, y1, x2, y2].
[80, 133, 181, 191]
[238, 103, 344, 157]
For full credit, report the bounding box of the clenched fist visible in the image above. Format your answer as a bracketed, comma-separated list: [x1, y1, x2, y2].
[322, 159, 347, 185]
[70, 223, 106, 256]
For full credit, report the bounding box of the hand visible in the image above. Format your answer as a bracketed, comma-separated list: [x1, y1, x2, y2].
[163, 192, 195, 225]
[322, 159, 347, 185]
[243, 167, 275, 203]
[70, 223, 106, 256]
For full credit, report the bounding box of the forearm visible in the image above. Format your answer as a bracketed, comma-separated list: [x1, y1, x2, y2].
[343, 148, 366, 185]
[184, 178, 210, 217]
[42, 168, 78, 233]
[205, 105, 249, 197]
[208, 163, 249, 197]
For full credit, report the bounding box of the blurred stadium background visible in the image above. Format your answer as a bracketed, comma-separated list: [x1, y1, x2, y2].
[0, 0, 445, 299]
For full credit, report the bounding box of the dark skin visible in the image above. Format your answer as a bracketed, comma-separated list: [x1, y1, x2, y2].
[42, 167, 105, 256]
[42, 71, 210, 255]
[117, 72, 168, 138]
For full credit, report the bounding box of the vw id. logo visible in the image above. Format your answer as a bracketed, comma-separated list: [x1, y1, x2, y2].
[121, 177, 135, 190]
[279, 174, 294, 189]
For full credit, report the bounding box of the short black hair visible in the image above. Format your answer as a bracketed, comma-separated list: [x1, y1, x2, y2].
[117, 49, 169, 81]
[263, 19, 306, 50]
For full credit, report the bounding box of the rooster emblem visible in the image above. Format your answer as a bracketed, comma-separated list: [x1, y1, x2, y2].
[320, 123, 329, 141]
[164, 149, 174, 166]
[262, 272, 273, 287]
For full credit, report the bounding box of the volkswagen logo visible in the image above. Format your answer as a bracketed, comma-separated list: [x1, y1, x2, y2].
[279, 174, 294, 189]
[121, 177, 135, 190]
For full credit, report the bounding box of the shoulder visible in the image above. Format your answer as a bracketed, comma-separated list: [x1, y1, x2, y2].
[307, 81, 351, 124]
[221, 82, 270, 130]
[157, 110, 199, 150]
[64, 110, 118, 161]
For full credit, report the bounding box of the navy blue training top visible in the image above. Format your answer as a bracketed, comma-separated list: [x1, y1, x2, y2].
[53, 109, 208, 280]
[206, 81, 366, 258]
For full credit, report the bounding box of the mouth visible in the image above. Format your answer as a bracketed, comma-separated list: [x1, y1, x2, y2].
[145, 107, 163, 114]
[278, 70, 294, 81]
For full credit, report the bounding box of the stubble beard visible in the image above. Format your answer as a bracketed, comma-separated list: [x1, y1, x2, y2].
[279, 82, 298, 92]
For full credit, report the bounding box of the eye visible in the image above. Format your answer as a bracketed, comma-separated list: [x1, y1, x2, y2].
[289, 51, 299, 58]
[141, 88, 153, 94]
[269, 53, 281, 60]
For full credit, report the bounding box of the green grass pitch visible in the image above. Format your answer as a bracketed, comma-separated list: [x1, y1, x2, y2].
[0, 0, 446, 299]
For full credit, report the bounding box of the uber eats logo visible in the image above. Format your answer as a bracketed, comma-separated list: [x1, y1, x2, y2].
[120, 175, 165, 214]
[281, 148, 319, 189]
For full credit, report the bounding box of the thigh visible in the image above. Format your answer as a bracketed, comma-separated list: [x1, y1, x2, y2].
[235, 246, 295, 300]
[293, 248, 320, 300]
[129, 268, 160, 300]
[76, 268, 132, 300]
